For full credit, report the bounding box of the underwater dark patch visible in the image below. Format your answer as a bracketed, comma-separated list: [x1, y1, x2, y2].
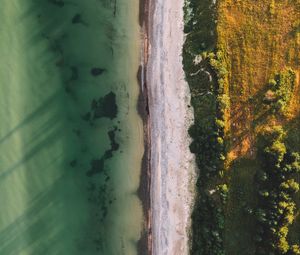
[83, 92, 118, 121]
[48, 0, 65, 8]
[91, 68, 106, 76]
[86, 159, 105, 177]
[86, 127, 119, 177]
[72, 14, 82, 24]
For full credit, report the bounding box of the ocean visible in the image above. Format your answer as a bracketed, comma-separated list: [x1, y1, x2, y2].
[0, 0, 144, 254]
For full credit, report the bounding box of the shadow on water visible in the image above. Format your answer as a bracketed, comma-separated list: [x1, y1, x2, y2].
[0, 117, 61, 180]
[0, 174, 67, 254]
[0, 0, 131, 254]
[0, 91, 60, 146]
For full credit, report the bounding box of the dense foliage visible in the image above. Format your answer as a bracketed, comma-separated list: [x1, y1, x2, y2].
[255, 126, 300, 254]
[183, 0, 228, 254]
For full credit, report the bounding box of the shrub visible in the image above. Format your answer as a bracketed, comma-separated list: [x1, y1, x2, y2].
[268, 69, 296, 115]
[280, 179, 300, 194]
[289, 245, 300, 254]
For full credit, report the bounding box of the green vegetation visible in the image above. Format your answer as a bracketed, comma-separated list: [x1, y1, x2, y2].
[255, 126, 300, 254]
[183, 0, 227, 254]
[264, 69, 296, 115]
[184, 0, 300, 254]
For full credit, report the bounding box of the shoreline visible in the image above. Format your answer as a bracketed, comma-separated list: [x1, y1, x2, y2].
[146, 0, 196, 254]
[137, 0, 196, 254]
[137, 0, 152, 254]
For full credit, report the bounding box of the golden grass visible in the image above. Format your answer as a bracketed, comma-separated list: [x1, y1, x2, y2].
[216, 1, 300, 252]
[217, 0, 300, 162]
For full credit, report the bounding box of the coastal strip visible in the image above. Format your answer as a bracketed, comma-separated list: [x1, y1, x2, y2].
[146, 0, 196, 254]
[137, 0, 152, 254]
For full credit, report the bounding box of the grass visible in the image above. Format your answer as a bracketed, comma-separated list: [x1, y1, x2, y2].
[185, 0, 300, 254]
[217, 0, 300, 162]
[224, 159, 259, 255]
[217, 0, 300, 253]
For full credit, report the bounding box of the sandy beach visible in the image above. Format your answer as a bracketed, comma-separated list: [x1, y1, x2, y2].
[146, 0, 196, 254]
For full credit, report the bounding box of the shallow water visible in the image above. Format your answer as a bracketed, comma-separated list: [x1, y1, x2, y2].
[0, 0, 143, 254]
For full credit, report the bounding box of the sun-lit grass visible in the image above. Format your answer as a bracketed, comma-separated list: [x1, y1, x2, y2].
[217, 0, 300, 161]
[216, 0, 300, 252]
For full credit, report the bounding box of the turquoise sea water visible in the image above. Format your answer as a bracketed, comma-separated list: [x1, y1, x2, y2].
[0, 0, 144, 254]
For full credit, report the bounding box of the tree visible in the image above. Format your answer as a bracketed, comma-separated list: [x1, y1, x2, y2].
[289, 245, 300, 255]
[277, 237, 289, 254]
[280, 179, 299, 193]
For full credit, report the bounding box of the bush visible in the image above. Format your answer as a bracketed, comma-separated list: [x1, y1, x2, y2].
[280, 179, 299, 194]
[289, 245, 300, 255]
[268, 69, 296, 115]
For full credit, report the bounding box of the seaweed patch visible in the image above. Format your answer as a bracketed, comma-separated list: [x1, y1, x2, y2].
[91, 68, 106, 76]
[83, 91, 118, 121]
[86, 127, 119, 177]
